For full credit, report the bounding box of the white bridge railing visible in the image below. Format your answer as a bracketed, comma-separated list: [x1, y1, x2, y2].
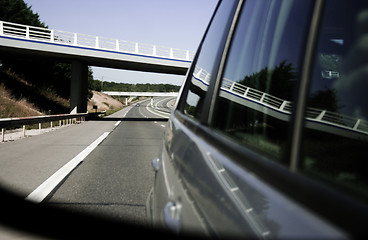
[0, 20, 194, 61]
[193, 66, 368, 138]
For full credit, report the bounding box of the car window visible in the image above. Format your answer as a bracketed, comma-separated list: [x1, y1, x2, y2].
[302, 0, 368, 203]
[181, 0, 238, 120]
[211, 0, 314, 164]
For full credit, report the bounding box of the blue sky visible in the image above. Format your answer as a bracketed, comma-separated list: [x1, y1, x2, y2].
[24, 0, 218, 86]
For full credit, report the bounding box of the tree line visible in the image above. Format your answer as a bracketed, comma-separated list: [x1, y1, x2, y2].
[90, 79, 180, 92]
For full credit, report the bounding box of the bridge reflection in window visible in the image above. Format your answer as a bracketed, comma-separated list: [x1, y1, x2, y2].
[212, 0, 313, 165]
[302, 0, 368, 204]
[183, 0, 237, 120]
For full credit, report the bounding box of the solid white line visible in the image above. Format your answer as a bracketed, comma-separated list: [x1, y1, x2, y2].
[114, 106, 132, 127]
[25, 131, 110, 203]
[114, 120, 121, 127]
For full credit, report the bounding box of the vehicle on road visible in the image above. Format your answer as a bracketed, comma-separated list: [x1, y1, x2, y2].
[147, 0, 368, 238]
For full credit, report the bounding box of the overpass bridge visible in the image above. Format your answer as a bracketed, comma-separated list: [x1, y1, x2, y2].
[103, 91, 178, 106]
[103, 91, 178, 97]
[0, 20, 192, 113]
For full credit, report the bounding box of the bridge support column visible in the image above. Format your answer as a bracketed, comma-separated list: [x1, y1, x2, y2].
[70, 61, 88, 113]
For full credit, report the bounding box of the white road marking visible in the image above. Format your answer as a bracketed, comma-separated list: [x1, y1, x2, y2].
[114, 106, 131, 127]
[25, 132, 111, 203]
[146, 99, 170, 118]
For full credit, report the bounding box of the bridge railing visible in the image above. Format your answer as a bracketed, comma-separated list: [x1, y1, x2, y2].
[220, 77, 368, 137]
[0, 20, 194, 61]
[192, 66, 368, 138]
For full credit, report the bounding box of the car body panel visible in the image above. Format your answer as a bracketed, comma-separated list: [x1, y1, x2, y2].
[147, 0, 368, 238]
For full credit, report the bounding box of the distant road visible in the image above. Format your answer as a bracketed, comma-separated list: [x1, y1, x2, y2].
[0, 97, 173, 227]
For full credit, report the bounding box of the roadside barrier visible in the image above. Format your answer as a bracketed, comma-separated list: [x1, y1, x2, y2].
[0, 112, 104, 142]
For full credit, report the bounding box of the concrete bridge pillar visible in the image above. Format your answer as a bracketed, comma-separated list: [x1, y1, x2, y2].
[70, 61, 88, 113]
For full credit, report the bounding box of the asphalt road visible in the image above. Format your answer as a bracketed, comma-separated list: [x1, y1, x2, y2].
[0, 97, 174, 231]
[45, 98, 170, 225]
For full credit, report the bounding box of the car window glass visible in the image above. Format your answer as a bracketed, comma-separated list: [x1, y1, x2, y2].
[212, 0, 313, 164]
[302, 0, 368, 203]
[182, 0, 237, 120]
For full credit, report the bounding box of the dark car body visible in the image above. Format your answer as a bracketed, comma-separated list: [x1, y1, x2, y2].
[147, 0, 368, 238]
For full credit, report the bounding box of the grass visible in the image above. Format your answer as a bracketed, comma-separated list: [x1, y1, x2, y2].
[0, 69, 70, 118]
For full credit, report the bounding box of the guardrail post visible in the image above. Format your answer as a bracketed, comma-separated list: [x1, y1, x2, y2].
[316, 110, 326, 121]
[260, 93, 266, 102]
[195, 68, 202, 79]
[39, 123, 41, 134]
[116, 39, 119, 51]
[353, 119, 361, 130]
[170, 48, 173, 58]
[153, 45, 156, 56]
[0, 21, 3, 35]
[74, 33, 78, 45]
[26, 26, 30, 39]
[50, 29, 54, 42]
[1, 128, 4, 142]
[135, 43, 139, 53]
[23, 125, 26, 137]
[280, 101, 288, 111]
[244, 87, 249, 97]
[95, 36, 99, 48]
[230, 82, 235, 91]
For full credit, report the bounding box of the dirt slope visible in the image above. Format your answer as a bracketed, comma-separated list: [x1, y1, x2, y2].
[87, 91, 124, 112]
[0, 83, 43, 118]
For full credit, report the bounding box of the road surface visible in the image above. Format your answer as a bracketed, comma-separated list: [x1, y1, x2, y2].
[0, 97, 175, 237]
[45, 97, 172, 225]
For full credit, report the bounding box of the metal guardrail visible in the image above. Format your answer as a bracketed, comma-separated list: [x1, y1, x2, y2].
[0, 20, 195, 61]
[0, 113, 98, 142]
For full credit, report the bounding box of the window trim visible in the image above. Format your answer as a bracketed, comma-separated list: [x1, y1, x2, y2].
[289, 0, 326, 173]
[177, 0, 241, 126]
[206, 0, 245, 125]
[175, 0, 222, 113]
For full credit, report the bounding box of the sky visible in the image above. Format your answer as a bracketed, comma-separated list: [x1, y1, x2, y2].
[24, 0, 218, 86]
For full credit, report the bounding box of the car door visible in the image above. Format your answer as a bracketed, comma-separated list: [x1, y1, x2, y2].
[168, 0, 346, 238]
[151, 0, 368, 238]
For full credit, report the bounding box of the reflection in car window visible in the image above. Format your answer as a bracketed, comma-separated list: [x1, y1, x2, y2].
[182, 0, 237, 119]
[302, 0, 368, 203]
[212, 0, 313, 164]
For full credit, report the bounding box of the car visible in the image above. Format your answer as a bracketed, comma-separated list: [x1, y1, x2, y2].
[146, 0, 368, 238]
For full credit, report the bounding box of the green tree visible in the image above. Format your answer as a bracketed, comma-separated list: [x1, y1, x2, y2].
[240, 60, 296, 101]
[0, 0, 46, 27]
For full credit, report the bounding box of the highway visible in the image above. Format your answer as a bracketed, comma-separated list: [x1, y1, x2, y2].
[0, 97, 175, 229]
